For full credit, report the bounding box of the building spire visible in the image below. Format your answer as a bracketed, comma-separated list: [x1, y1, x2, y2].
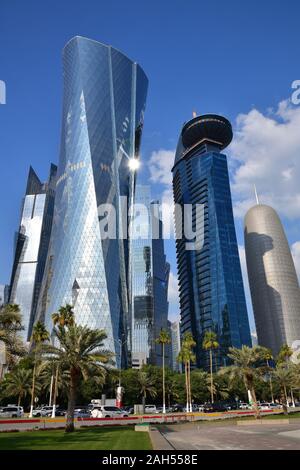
[254, 184, 260, 205]
[192, 110, 197, 118]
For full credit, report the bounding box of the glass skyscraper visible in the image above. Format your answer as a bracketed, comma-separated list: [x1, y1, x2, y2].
[37, 37, 148, 366]
[172, 114, 251, 369]
[8, 164, 57, 342]
[131, 185, 169, 368]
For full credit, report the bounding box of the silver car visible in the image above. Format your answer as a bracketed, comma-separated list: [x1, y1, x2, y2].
[0, 406, 24, 418]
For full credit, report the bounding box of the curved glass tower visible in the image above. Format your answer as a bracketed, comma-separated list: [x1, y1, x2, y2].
[172, 114, 251, 369]
[245, 204, 300, 356]
[39, 37, 148, 365]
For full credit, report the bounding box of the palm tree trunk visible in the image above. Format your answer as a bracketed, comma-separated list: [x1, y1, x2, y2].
[185, 362, 188, 412]
[290, 388, 295, 407]
[266, 360, 274, 403]
[210, 349, 214, 404]
[18, 393, 21, 407]
[162, 343, 166, 414]
[250, 386, 260, 419]
[188, 360, 192, 412]
[281, 387, 288, 415]
[142, 392, 146, 414]
[65, 367, 79, 433]
[51, 364, 59, 418]
[29, 358, 37, 418]
[284, 384, 289, 407]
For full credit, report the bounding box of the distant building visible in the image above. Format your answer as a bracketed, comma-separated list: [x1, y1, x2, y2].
[170, 320, 181, 372]
[172, 114, 251, 370]
[244, 203, 300, 356]
[0, 285, 9, 306]
[8, 165, 57, 342]
[131, 185, 169, 368]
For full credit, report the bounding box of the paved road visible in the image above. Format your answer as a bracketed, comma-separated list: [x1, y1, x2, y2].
[158, 421, 300, 450]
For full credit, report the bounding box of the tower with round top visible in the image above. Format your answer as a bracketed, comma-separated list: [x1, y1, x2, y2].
[172, 113, 251, 370]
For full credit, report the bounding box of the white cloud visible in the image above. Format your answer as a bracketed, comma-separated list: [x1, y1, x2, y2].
[230, 100, 300, 219]
[148, 149, 175, 186]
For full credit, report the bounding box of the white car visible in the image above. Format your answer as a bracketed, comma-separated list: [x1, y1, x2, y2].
[0, 406, 24, 418]
[144, 405, 157, 414]
[91, 406, 128, 418]
[238, 403, 251, 410]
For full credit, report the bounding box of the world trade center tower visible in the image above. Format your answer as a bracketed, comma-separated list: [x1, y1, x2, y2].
[38, 37, 148, 366]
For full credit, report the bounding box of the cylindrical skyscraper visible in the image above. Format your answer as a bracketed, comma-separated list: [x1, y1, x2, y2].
[244, 204, 300, 356]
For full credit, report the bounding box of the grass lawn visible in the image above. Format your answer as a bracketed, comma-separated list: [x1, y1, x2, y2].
[0, 426, 152, 450]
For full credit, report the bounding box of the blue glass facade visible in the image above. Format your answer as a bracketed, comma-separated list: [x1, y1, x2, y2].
[173, 115, 251, 369]
[131, 185, 169, 367]
[38, 37, 148, 366]
[8, 165, 57, 342]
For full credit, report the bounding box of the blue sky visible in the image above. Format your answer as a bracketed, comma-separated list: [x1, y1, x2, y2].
[1, 0, 300, 333]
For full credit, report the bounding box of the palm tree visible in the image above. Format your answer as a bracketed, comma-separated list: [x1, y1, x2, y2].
[0, 304, 25, 378]
[155, 329, 171, 414]
[29, 321, 50, 417]
[41, 323, 112, 432]
[50, 305, 75, 416]
[226, 345, 266, 418]
[277, 344, 293, 364]
[202, 330, 219, 403]
[2, 367, 33, 406]
[137, 370, 157, 413]
[52, 305, 75, 328]
[177, 332, 196, 412]
[259, 347, 275, 403]
[272, 364, 294, 414]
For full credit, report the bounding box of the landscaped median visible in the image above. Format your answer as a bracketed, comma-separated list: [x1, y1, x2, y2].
[0, 426, 152, 450]
[0, 409, 297, 433]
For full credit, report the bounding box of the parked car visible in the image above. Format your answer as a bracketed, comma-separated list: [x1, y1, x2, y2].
[170, 404, 184, 413]
[32, 406, 57, 417]
[144, 405, 157, 414]
[73, 408, 91, 419]
[43, 407, 66, 417]
[123, 406, 134, 414]
[238, 402, 251, 410]
[224, 402, 239, 411]
[203, 402, 227, 413]
[0, 406, 24, 418]
[91, 406, 128, 418]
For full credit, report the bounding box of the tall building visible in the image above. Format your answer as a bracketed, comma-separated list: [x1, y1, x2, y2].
[8, 165, 57, 342]
[170, 320, 181, 372]
[172, 114, 251, 370]
[37, 37, 148, 366]
[244, 203, 300, 356]
[131, 185, 169, 368]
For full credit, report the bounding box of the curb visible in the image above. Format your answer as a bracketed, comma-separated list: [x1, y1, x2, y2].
[149, 427, 174, 450]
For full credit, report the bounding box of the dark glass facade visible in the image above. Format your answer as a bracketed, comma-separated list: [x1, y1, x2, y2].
[38, 37, 148, 366]
[8, 165, 57, 342]
[131, 185, 169, 367]
[172, 114, 251, 369]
